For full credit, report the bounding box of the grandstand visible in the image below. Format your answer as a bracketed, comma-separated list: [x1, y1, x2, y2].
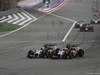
[0, 0, 18, 11]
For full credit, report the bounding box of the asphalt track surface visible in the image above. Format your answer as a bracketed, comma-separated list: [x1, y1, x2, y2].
[0, 0, 100, 75]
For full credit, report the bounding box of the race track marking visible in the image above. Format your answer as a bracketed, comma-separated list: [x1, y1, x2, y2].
[7, 14, 19, 23]
[12, 12, 26, 25]
[0, 15, 12, 23]
[0, 11, 37, 38]
[18, 12, 32, 25]
[38, 0, 69, 14]
[62, 21, 76, 42]
[49, 13, 76, 42]
[0, 16, 6, 21]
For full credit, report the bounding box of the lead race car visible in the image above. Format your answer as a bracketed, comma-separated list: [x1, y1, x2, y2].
[93, 0, 98, 3]
[80, 24, 94, 32]
[75, 20, 86, 28]
[57, 44, 84, 59]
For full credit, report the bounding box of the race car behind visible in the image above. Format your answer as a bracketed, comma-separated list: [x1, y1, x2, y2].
[27, 44, 60, 59]
[91, 17, 100, 24]
[93, 13, 100, 18]
[75, 20, 86, 28]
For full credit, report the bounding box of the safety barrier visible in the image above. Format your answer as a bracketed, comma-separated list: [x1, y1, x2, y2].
[0, 8, 23, 17]
[19, 0, 43, 8]
[50, 0, 64, 8]
[59, 0, 63, 3]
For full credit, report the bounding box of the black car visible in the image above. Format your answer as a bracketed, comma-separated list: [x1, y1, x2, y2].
[80, 24, 94, 32]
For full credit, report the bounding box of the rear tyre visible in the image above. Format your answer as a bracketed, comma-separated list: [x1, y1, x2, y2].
[78, 49, 84, 57]
[75, 24, 78, 28]
[91, 20, 93, 24]
[91, 26, 94, 32]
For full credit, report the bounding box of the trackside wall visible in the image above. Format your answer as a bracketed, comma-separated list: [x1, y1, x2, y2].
[0, 8, 22, 17]
[50, 0, 64, 8]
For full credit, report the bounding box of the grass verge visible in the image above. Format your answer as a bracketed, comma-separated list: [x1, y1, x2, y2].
[0, 23, 21, 32]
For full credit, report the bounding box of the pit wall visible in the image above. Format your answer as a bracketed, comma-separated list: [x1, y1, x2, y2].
[18, 0, 43, 8]
[0, 8, 22, 17]
[50, 0, 64, 8]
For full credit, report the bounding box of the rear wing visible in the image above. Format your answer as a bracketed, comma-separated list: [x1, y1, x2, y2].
[44, 44, 57, 47]
[66, 44, 80, 48]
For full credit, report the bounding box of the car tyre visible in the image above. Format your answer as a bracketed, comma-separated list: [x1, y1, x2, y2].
[78, 49, 84, 57]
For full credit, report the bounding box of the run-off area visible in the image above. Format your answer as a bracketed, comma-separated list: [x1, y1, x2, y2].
[0, 14, 74, 42]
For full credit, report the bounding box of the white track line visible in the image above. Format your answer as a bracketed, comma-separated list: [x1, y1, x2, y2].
[0, 16, 6, 21]
[7, 14, 19, 23]
[62, 21, 76, 42]
[18, 12, 32, 25]
[0, 15, 12, 23]
[49, 13, 76, 42]
[0, 11, 38, 38]
[49, 13, 75, 22]
[23, 10, 37, 20]
[12, 12, 26, 25]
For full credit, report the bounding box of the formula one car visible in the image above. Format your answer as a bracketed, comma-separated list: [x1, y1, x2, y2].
[34, 49, 49, 58]
[91, 17, 100, 24]
[27, 44, 60, 59]
[57, 44, 84, 59]
[97, 11, 100, 14]
[93, 13, 100, 18]
[92, 4, 98, 12]
[93, 0, 98, 3]
[80, 24, 94, 32]
[27, 48, 48, 58]
[75, 20, 86, 28]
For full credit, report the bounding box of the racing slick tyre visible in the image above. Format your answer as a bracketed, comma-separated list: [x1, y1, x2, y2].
[90, 26, 94, 32]
[97, 21, 100, 24]
[91, 20, 94, 24]
[80, 27, 84, 32]
[75, 24, 78, 28]
[67, 51, 73, 59]
[78, 49, 84, 57]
